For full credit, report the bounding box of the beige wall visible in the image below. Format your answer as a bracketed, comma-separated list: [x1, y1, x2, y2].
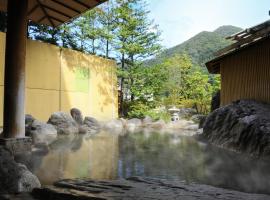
[220, 38, 270, 105]
[0, 32, 118, 125]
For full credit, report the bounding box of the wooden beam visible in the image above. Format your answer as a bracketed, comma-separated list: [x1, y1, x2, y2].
[49, 15, 65, 24]
[217, 26, 270, 56]
[72, 0, 91, 9]
[37, 15, 46, 23]
[37, 0, 55, 27]
[51, 0, 81, 14]
[28, 4, 39, 16]
[42, 4, 73, 19]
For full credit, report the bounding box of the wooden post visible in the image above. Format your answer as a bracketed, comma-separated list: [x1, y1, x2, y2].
[3, 0, 28, 138]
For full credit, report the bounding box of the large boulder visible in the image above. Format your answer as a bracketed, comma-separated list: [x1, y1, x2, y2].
[103, 119, 125, 133]
[148, 119, 166, 129]
[211, 90, 220, 112]
[84, 117, 100, 130]
[25, 114, 35, 136]
[48, 112, 79, 135]
[0, 147, 41, 193]
[166, 120, 197, 130]
[190, 114, 206, 124]
[26, 120, 57, 145]
[70, 108, 83, 125]
[202, 100, 270, 157]
[126, 118, 142, 132]
[178, 108, 197, 119]
[79, 117, 101, 134]
[189, 114, 207, 129]
[142, 116, 153, 126]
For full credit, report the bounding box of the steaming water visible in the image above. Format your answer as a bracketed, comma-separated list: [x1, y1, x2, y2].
[31, 131, 270, 194]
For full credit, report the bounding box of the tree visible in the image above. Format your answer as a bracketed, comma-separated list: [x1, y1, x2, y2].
[28, 22, 61, 45]
[99, 1, 117, 58]
[28, 21, 79, 49]
[73, 9, 102, 54]
[113, 0, 161, 116]
[162, 54, 193, 105]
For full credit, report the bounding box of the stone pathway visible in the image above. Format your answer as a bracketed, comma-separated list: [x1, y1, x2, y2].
[5, 177, 269, 200]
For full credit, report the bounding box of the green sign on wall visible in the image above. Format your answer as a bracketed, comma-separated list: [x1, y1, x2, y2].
[75, 66, 90, 93]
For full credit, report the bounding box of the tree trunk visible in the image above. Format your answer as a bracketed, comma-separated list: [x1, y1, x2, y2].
[106, 39, 109, 58]
[92, 39, 95, 54]
[120, 53, 125, 117]
[130, 55, 135, 101]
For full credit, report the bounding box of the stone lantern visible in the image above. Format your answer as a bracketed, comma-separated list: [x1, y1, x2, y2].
[168, 106, 180, 121]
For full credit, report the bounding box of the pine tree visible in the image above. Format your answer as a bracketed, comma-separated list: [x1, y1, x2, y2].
[99, 1, 117, 58]
[113, 0, 161, 116]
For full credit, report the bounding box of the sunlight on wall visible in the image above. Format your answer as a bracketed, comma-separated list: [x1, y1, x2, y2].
[0, 32, 118, 126]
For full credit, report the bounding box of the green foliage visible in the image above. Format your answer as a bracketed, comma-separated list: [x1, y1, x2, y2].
[161, 55, 221, 114]
[127, 100, 170, 122]
[129, 63, 167, 101]
[126, 53, 221, 117]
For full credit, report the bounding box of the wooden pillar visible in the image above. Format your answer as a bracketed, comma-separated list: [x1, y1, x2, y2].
[3, 0, 28, 138]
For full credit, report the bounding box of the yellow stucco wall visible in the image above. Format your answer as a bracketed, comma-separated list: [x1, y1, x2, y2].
[0, 32, 118, 125]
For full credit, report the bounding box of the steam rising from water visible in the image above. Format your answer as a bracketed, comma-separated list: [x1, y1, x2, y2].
[30, 130, 270, 194]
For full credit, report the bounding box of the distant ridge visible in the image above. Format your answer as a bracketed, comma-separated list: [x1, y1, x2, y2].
[147, 25, 243, 68]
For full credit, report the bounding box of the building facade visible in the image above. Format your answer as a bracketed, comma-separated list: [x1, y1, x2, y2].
[206, 21, 270, 106]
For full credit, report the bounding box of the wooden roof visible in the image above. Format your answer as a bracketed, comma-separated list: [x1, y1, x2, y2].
[0, 0, 107, 27]
[206, 20, 270, 74]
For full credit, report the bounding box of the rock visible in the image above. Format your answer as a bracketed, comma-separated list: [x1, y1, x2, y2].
[32, 177, 270, 200]
[126, 118, 142, 132]
[103, 119, 125, 133]
[211, 90, 220, 112]
[190, 114, 206, 123]
[199, 115, 207, 129]
[70, 108, 83, 125]
[202, 100, 270, 157]
[185, 124, 199, 131]
[148, 119, 166, 129]
[166, 120, 197, 131]
[48, 112, 79, 135]
[119, 118, 127, 127]
[26, 120, 57, 145]
[196, 128, 204, 135]
[178, 108, 197, 119]
[83, 117, 101, 131]
[0, 147, 40, 193]
[190, 114, 207, 129]
[142, 116, 153, 126]
[79, 125, 98, 134]
[25, 114, 35, 126]
[25, 114, 35, 136]
[77, 117, 101, 134]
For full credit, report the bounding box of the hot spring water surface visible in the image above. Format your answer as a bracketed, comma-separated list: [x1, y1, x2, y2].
[31, 131, 270, 194]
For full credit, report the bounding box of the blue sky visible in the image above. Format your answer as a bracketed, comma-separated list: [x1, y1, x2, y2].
[147, 0, 270, 48]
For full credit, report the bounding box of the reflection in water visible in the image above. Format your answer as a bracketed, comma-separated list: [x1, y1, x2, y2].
[32, 131, 270, 194]
[32, 132, 119, 184]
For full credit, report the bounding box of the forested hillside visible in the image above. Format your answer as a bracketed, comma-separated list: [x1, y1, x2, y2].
[147, 25, 242, 68]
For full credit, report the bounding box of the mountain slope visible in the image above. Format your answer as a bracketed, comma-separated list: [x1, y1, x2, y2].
[148, 25, 243, 67]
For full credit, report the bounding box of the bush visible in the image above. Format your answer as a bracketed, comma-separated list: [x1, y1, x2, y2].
[127, 101, 171, 122]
